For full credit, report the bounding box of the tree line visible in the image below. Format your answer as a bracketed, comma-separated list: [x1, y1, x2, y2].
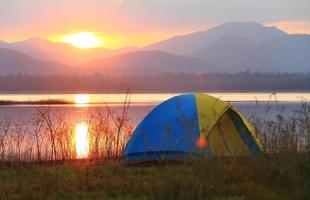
[1, 72, 310, 93]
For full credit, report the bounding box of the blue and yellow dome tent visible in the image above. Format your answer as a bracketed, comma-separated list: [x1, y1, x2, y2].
[122, 93, 263, 164]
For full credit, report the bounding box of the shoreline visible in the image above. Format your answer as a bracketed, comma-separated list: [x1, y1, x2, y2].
[0, 100, 307, 106]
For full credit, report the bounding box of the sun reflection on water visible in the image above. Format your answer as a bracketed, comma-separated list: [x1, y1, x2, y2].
[75, 121, 90, 159]
[74, 94, 90, 107]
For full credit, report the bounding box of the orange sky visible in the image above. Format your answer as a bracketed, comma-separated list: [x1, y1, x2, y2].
[2, 20, 310, 49]
[49, 20, 310, 48]
[1, 1, 309, 49]
[267, 20, 310, 34]
[0, 0, 202, 49]
[1, 12, 199, 49]
[1, 20, 309, 49]
[47, 29, 196, 49]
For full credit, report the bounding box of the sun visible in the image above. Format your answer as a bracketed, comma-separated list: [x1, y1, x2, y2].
[62, 32, 103, 49]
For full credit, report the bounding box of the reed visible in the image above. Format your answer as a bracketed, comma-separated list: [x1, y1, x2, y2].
[0, 101, 310, 163]
[1, 101, 310, 199]
[0, 94, 133, 163]
[250, 102, 310, 153]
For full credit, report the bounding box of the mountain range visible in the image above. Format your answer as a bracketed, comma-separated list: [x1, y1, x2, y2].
[0, 21, 310, 75]
[0, 48, 72, 75]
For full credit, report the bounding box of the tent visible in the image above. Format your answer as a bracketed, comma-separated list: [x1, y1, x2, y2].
[122, 93, 263, 164]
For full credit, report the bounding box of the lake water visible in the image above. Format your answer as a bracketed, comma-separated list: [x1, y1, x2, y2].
[1, 92, 310, 104]
[1, 92, 309, 125]
[0, 92, 309, 160]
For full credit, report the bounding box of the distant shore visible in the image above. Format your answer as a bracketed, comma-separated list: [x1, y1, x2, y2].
[1, 72, 310, 93]
[0, 99, 73, 105]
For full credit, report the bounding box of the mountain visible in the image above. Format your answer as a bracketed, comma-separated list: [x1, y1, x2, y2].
[0, 48, 73, 75]
[193, 36, 267, 72]
[0, 41, 6, 46]
[146, 22, 288, 55]
[81, 50, 208, 75]
[193, 34, 310, 72]
[1, 37, 137, 66]
[1, 21, 310, 75]
[146, 21, 309, 72]
[262, 34, 310, 72]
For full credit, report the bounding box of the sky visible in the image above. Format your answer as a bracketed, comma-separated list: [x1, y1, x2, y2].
[0, 0, 310, 48]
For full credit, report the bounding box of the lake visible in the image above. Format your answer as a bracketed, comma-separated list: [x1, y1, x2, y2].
[1, 92, 309, 125]
[0, 92, 309, 161]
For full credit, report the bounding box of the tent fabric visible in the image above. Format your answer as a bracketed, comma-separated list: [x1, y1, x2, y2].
[122, 93, 263, 164]
[195, 93, 230, 139]
[208, 112, 250, 156]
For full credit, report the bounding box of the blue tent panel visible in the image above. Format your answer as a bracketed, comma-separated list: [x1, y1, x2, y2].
[123, 94, 201, 161]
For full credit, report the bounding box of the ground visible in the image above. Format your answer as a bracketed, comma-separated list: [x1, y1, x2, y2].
[1, 154, 310, 200]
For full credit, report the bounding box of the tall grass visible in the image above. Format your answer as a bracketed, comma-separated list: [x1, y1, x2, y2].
[0, 100, 310, 163]
[0, 99, 133, 163]
[1, 101, 310, 199]
[249, 102, 310, 153]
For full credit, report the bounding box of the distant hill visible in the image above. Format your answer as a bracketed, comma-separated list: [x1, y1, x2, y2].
[0, 41, 6, 46]
[0, 37, 137, 66]
[261, 35, 310, 72]
[81, 50, 208, 75]
[146, 22, 288, 55]
[193, 34, 310, 72]
[192, 36, 267, 72]
[0, 48, 73, 75]
[1, 21, 310, 75]
[146, 21, 310, 72]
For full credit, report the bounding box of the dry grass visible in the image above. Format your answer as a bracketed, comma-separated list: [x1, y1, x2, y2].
[1, 154, 310, 200]
[0, 101, 133, 163]
[1, 101, 310, 199]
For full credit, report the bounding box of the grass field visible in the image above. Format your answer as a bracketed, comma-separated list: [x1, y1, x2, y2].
[1, 102, 310, 199]
[1, 154, 310, 200]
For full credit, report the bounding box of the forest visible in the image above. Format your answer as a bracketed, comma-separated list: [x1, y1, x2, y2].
[1, 72, 310, 93]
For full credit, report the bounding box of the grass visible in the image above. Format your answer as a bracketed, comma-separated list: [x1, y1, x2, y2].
[1, 100, 310, 199]
[1, 154, 310, 200]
